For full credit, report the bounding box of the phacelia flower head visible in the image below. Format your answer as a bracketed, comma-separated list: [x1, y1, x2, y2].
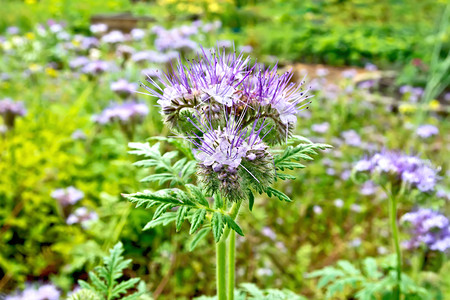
[416, 124, 439, 139]
[353, 150, 439, 193]
[142, 47, 311, 145]
[93, 101, 149, 125]
[110, 79, 138, 98]
[187, 112, 275, 201]
[401, 208, 450, 252]
[81, 60, 109, 76]
[0, 98, 26, 128]
[51, 186, 84, 206]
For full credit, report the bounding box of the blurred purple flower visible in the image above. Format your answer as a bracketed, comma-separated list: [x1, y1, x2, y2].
[313, 205, 323, 215]
[110, 79, 138, 98]
[101, 30, 126, 44]
[81, 60, 109, 75]
[6, 26, 20, 35]
[130, 28, 146, 41]
[341, 69, 357, 79]
[401, 208, 450, 252]
[69, 56, 90, 69]
[341, 130, 361, 147]
[364, 63, 377, 71]
[416, 124, 438, 138]
[354, 150, 439, 192]
[51, 186, 84, 206]
[311, 122, 329, 134]
[334, 199, 344, 208]
[67, 207, 98, 228]
[360, 180, 377, 195]
[71, 129, 87, 140]
[90, 23, 108, 34]
[6, 283, 60, 300]
[93, 101, 149, 124]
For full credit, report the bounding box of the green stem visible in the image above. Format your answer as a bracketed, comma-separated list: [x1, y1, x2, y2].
[216, 239, 227, 300]
[389, 192, 402, 299]
[228, 230, 236, 300]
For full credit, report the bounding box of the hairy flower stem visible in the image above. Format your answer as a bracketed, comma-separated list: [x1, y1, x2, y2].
[389, 192, 402, 299]
[216, 200, 242, 300]
[216, 239, 227, 300]
[228, 230, 236, 300]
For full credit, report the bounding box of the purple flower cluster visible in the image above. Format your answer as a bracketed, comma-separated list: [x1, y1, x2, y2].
[143, 48, 311, 144]
[416, 124, 439, 139]
[66, 207, 98, 228]
[6, 283, 60, 300]
[110, 78, 138, 98]
[399, 85, 424, 102]
[354, 150, 439, 192]
[401, 208, 450, 252]
[51, 186, 84, 206]
[190, 114, 275, 201]
[0, 98, 26, 128]
[93, 101, 149, 125]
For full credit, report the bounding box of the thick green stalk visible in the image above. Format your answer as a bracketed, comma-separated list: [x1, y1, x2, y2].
[389, 193, 402, 299]
[216, 239, 227, 300]
[228, 230, 236, 300]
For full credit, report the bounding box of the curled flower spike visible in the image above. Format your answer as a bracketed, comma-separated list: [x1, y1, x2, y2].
[185, 110, 275, 201]
[141, 47, 311, 144]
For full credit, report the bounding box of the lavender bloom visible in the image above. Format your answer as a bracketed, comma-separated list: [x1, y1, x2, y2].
[239, 45, 253, 53]
[67, 207, 98, 228]
[130, 28, 146, 41]
[354, 150, 439, 192]
[360, 180, 377, 195]
[341, 130, 361, 147]
[81, 60, 109, 76]
[364, 63, 377, 71]
[401, 208, 450, 252]
[71, 129, 87, 140]
[316, 68, 329, 77]
[416, 124, 439, 138]
[217, 40, 233, 48]
[261, 226, 277, 240]
[69, 56, 90, 69]
[6, 26, 20, 35]
[6, 283, 60, 300]
[51, 186, 84, 206]
[341, 69, 357, 79]
[93, 101, 149, 125]
[311, 122, 329, 134]
[313, 205, 323, 215]
[90, 23, 108, 34]
[334, 199, 344, 208]
[142, 48, 311, 144]
[0, 98, 26, 128]
[110, 79, 138, 98]
[101, 30, 126, 44]
[80, 36, 99, 50]
[358, 80, 375, 89]
[188, 114, 274, 201]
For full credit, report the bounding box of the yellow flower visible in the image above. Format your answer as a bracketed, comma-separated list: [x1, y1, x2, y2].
[45, 67, 58, 78]
[25, 0, 37, 4]
[399, 103, 417, 114]
[29, 64, 41, 72]
[429, 100, 440, 111]
[25, 32, 35, 40]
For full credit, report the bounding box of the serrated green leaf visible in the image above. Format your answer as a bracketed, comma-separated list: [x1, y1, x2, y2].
[212, 212, 224, 242]
[248, 190, 254, 211]
[176, 206, 189, 231]
[266, 187, 292, 202]
[189, 227, 210, 251]
[143, 212, 178, 230]
[224, 215, 244, 236]
[363, 257, 382, 280]
[153, 203, 172, 220]
[337, 260, 361, 276]
[190, 209, 207, 234]
[186, 184, 210, 207]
